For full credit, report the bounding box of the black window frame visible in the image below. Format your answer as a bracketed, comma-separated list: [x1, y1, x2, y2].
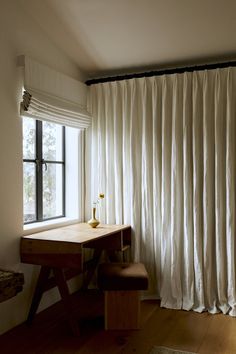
[23, 119, 66, 224]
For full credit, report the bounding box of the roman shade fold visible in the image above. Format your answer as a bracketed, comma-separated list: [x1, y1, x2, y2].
[18, 55, 91, 129]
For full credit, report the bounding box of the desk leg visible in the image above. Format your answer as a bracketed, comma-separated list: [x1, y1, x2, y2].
[82, 249, 102, 290]
[53, 268, 80, 337]
[27, 266, 51, 324]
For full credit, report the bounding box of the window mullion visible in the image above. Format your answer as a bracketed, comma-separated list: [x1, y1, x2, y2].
[36, 120, 43, 221]
[23, 118, 66, 224]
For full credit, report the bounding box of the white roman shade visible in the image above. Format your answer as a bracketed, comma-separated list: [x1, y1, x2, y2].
[18, 55, 91, 129]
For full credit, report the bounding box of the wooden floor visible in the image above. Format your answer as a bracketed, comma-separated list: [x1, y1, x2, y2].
[1, 290, 236, 354]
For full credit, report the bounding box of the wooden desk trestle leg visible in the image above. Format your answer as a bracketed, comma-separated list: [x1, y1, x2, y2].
[82, 249, 102, 290]
[27, 266, 80, 336]
[27, 266, 51, 325]
[53, 268, 80, 336]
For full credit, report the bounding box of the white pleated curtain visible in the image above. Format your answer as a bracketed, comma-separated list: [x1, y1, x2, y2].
[87, 67, 236, 316]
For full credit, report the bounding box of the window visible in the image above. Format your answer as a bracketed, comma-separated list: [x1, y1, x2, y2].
[23, 117, 65, 224]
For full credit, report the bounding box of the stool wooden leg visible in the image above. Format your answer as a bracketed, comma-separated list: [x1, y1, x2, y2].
[105, 290, 140, 330]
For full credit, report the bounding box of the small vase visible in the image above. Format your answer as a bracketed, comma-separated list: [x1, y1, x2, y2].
[87, 207, 100, 228]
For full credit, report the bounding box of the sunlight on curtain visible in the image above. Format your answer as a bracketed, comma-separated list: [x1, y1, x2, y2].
[87, 67, 236, 316]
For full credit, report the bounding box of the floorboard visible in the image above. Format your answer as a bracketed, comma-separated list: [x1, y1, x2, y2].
[1, 290, 236, 354]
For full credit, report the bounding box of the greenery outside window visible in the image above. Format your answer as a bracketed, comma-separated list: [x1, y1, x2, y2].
[23, 117, 65, 224]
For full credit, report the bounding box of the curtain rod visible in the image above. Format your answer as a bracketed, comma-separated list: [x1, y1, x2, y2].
[85, 60, 236, 86]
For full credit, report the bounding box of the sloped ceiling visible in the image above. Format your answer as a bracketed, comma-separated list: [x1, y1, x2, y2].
[19, 0, 236, 80]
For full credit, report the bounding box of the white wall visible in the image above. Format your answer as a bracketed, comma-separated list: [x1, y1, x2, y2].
[0, 0, 86, 334]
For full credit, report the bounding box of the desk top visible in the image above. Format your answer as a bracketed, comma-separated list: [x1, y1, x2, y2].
[22, 223, 131, 244]
[21, 223, 131, 268]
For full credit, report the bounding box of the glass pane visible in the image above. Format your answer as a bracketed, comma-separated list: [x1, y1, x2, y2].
[23, 117, 36, 159]
[43, 121, 63, 161]
[43, 163, 63, 219]
[23, 162, 36, 223]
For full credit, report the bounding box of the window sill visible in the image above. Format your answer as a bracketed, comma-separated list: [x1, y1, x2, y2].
[23, 217, 81, 235]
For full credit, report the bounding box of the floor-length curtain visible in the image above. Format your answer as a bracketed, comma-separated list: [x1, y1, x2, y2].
[86, 67, 236, 315]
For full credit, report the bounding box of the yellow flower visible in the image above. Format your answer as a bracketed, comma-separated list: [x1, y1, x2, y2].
[93, 193, 105, 207]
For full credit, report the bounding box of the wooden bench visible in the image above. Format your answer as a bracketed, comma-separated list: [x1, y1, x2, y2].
[0, 269, 24, 303]
[98, 262, 148, 330]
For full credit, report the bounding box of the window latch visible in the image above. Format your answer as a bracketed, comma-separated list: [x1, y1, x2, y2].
[41, 159, 48, 171]
[35, 158, 40, 172]
[35, 159, 47, 171]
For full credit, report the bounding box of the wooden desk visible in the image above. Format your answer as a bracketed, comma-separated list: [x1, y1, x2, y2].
[21, 223, 131, 335]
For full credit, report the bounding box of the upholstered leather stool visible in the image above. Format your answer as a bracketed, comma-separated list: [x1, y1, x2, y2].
[98, 262, 148, 330]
